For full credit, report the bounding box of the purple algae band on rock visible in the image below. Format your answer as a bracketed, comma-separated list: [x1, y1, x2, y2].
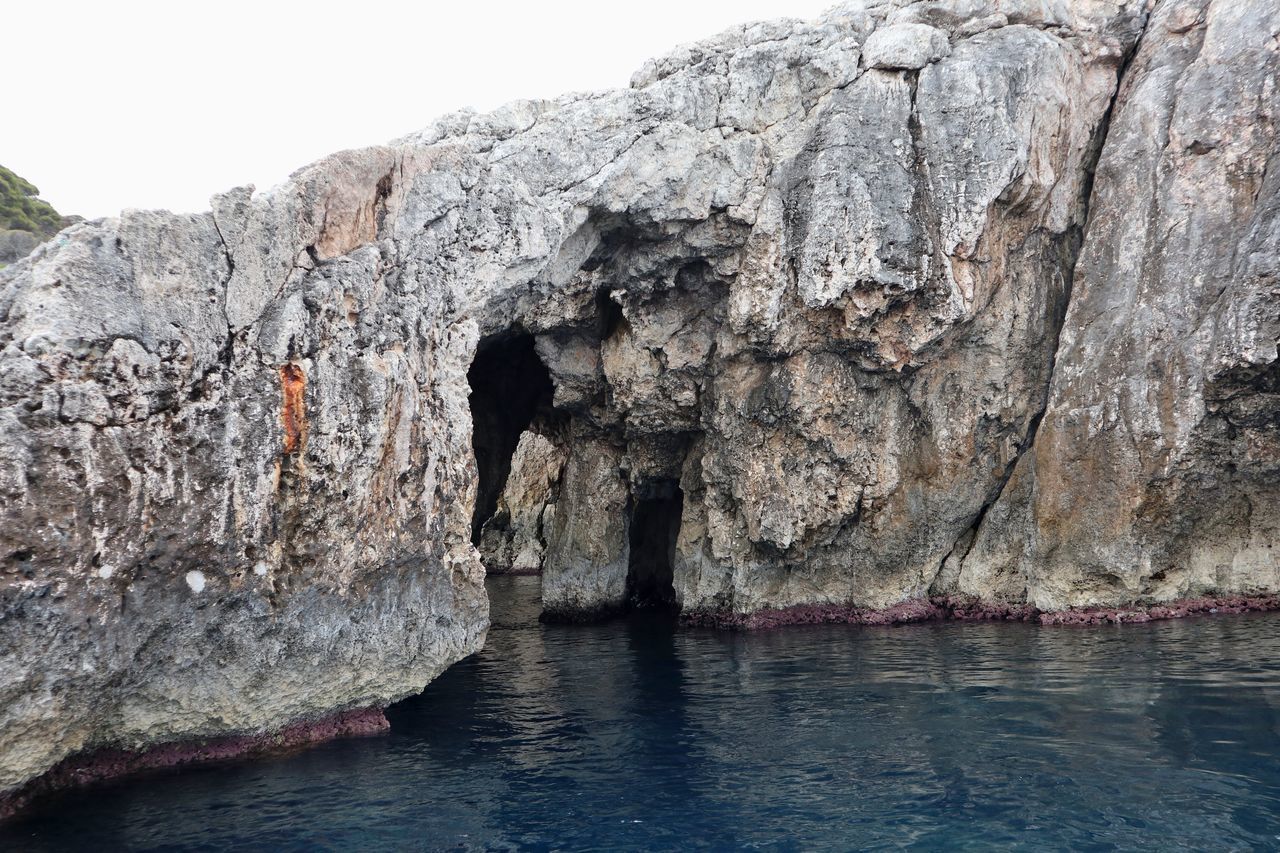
[0, 707, 389, 820]
[1037, 596, 1280, 626]
[3, 0, 1279, 817]
[682, 595, 1280, 631]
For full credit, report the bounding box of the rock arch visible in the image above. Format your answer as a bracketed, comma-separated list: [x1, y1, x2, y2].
[4, 0, 1279, 809]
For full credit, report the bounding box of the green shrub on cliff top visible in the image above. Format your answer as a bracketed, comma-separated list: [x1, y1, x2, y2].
[0, 165, 64, 237]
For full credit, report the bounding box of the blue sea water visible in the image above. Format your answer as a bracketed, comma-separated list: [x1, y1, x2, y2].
[5, 574, 1280, 851]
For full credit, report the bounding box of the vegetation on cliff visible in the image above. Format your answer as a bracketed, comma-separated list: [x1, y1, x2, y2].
[0, 165, 64, 236]
[0, 165, 75, 266]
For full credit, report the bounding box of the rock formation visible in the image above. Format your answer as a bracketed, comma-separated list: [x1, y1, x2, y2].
[1, 0, 1277, 804]
[478, 430, 566, 574]
[954, 0, 1280, 609]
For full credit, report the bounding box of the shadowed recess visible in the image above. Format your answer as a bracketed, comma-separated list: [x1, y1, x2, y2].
[626, 480, 683, 609]
[467, 332, 554, 544]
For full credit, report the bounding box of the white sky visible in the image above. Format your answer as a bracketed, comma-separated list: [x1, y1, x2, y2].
[6, 0, 830, 219]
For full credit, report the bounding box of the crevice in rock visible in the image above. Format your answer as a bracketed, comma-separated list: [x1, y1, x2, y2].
[594, 286, 626, 340]
[902, 67, 957, 361]
[467, 331, 555, 544]
[1006, 10, 1153, 454]
[198, 214, 238, 402]
[933, 15, 1154, 584]
[625, 479, 683, 611]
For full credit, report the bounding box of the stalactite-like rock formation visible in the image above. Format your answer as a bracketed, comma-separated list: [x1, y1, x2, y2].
[1, 0, 1277, 804]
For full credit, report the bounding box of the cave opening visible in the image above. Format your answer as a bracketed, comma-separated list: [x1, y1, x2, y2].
[626, 480, 684, 610]
[594, 285, 626, 340]
[467, 332, 554, 544]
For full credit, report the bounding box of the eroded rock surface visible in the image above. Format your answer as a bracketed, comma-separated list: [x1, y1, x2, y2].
[478, 431, 567, 574]
[1, 0, 1278, 800]
[0, 176, 489, 794]
[955, 0, 1280, 608]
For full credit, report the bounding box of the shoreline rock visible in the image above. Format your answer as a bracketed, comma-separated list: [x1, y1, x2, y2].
[6, 595, 1280, 817]
[485, 566, 545, 577]
[0, 707, 389, 821]
[683, 595, 1280, 631]
[2, 0, 1277, 810]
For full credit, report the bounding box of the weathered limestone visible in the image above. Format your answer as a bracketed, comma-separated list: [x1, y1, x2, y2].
[861, 22, 951, 69]
[0, 176, 489, 795]
[955, 0, 1280, 608]
[478, 431, 566, 574]
[532, 0, 1152, 617]
[541, 434, 632, 618]
[0, 231, 39, 267]
[1, 0, 1277, 803]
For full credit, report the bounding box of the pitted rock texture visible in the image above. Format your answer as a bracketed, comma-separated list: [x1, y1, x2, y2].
[951, 0, 1280, 609]
[478, 430, 566, 574]
[1, 0, 1277, 799]
[0, 178, 489, 793]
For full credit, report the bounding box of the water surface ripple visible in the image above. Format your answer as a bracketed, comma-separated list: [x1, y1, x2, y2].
[6, 575, 1280, 850]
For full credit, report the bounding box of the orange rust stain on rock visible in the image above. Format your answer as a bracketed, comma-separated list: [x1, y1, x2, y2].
[279, 364, 307, 455]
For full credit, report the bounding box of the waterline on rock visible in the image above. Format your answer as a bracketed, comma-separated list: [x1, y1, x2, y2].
[5, 575, 1280, 849]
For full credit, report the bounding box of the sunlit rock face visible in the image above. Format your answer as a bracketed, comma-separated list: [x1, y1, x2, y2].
[955, 0, 1280, 609]
[0, 196, 489, 797]
[1, 0, 1277, 799]
[478, 431, 566, 575]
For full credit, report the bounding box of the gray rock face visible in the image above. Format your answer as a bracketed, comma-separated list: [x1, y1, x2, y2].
[861, 22, 951, 68]
[478, 431, 566, 574]
[956, 0, 1280, 608]
[0, 171, 489, 793]
[0, 231, 39, 267]
[1, 0, 1276, 798]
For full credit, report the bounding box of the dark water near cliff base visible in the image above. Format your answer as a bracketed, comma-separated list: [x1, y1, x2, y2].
[7, 575, 1280, 851]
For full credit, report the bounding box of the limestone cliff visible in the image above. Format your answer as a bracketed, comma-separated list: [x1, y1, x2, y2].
[954, 0, 1280, 609]
[1, 0, 1277, 801]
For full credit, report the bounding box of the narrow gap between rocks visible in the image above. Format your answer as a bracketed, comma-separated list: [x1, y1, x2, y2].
[626, 480, 683, 611]
[467, 332, 554, 544]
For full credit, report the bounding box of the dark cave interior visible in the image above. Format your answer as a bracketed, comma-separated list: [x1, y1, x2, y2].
[626, 480, 683, 610]
[467, 332, 554, 544]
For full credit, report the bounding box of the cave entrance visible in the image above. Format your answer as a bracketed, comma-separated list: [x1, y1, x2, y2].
[467, 332, 554, 544]
[626, 481, 683, 610]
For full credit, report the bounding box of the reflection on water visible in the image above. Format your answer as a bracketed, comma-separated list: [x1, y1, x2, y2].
[6, 575, 1280, 850]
